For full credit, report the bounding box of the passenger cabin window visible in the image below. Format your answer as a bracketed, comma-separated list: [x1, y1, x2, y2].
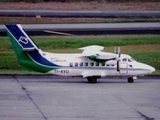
[75, 62, 78, 67]
[111, 64, 114, 66]
[102, 63, 105, 66]
[90, 62, 94, 66]
[70, 63, 73, 67]
[80, 62, 83, 67]
[85, 62, 88, 66]
[96, 62, 99, 66]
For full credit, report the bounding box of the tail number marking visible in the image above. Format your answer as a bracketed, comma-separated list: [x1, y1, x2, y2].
[55, 70, 69, 74]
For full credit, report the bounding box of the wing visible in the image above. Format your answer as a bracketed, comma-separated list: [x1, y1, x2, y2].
[79, 45, 104, 52]
[78, 45, 116, 61]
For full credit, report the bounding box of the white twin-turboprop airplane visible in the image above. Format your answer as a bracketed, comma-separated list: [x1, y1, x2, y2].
[5, 24, 155, 83]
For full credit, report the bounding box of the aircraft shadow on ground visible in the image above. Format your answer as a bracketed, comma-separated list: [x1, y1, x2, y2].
[18, 79, 147, 84]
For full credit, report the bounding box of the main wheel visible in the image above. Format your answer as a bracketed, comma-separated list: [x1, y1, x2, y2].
[87, 77, 97, 83]
[128, 77, 134, 83]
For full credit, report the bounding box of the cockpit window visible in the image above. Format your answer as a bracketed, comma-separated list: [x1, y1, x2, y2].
[122, 58, 127, 62]
[130, 57, 136, 61]
[128, 59, 131, 62]
[122, 57, 136, 62]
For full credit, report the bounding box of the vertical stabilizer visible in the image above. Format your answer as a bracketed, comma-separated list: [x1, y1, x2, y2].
[5, 24, 38, 50]
[5, 24, 57, 73]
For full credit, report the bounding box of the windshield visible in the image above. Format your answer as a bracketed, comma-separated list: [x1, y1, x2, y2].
[122, 57, 136, 62]
[130, 57, 136, 62]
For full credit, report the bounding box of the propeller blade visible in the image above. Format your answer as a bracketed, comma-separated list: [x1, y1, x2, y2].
[117, 60, 120, 72]
[114, 47, 121, 71]
[114, 47, 120, 54]
[44, 30, 73, 36]
[114, 47, 121, 58]
[114, 47, 117, 54]
[118, 47, 121, 58]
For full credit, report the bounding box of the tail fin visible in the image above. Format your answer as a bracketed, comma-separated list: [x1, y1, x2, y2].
[5, 24, 57, 73]
[5, 24, 38, 51]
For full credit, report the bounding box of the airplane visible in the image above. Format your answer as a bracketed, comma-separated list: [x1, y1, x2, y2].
[4, 24, 155, 83]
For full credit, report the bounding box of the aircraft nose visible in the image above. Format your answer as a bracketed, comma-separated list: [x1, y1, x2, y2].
[150, 66, 155, 73]
[140, 63, 155, 73]
[146, 64, 155, 73]
[137, 62, 155, 74]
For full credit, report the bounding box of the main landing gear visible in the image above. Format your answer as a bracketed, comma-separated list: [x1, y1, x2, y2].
[87, 76, 99, 83]
[128, 77, 134, 83]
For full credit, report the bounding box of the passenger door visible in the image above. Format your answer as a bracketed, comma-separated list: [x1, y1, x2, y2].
[119, 58, 128, 75]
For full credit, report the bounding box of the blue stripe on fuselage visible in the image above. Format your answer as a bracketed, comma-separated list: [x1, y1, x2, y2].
[28, 51, 60, 67]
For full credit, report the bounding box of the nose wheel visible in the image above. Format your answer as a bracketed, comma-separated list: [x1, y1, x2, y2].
[128, 77, 134, 83]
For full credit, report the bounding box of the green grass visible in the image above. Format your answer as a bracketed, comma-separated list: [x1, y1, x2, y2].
[29, 35, 160, 49]
[0, 35, 160, 74]
[1, 35, 160, 50]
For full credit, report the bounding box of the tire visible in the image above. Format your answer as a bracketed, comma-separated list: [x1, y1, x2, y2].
[128, 77, 134, 83]
[87, 77, 97, 83]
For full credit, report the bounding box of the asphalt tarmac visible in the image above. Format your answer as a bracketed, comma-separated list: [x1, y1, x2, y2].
[0, 75, 160, 120]
[0, 10, 160, 18]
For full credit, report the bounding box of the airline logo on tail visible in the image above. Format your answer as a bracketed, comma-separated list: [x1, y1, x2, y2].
[5, 24, 38, 49]
[18, 36, 28, 44]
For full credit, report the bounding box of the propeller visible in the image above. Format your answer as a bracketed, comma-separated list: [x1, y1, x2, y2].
[117, 59, 120, 72]
[44, 30, 73, 36]
[114, 47, 121, 72]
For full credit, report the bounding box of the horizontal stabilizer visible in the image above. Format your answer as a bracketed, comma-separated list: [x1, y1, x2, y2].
[23, 47, 38, 52]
